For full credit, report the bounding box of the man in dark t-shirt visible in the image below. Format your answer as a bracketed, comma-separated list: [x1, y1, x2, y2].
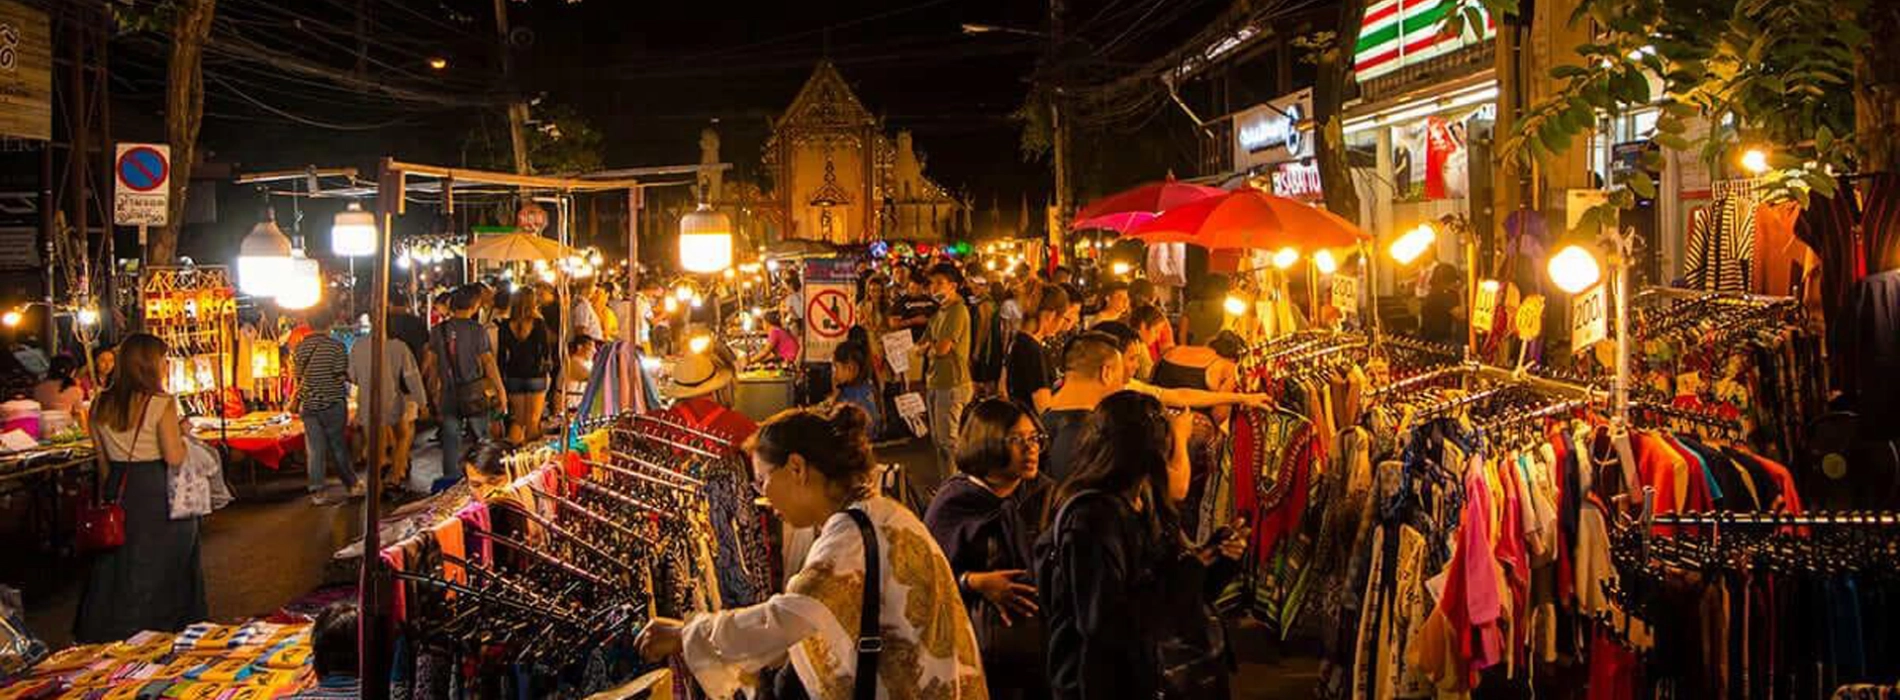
[387, 290, 429, 366]
[890, 274, 940, 342]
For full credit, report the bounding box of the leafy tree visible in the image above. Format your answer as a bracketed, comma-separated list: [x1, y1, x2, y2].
[115, 0, 218, 265]
[1454, 0, 1878, 230]
[464, 103, 604, 175]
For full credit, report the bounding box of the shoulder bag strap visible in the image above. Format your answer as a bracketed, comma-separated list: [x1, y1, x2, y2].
[108, 397, 154, 504]
[843, 508, 880, 700]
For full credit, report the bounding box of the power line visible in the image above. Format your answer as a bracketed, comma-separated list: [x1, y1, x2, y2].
[208, 73, 442, 130]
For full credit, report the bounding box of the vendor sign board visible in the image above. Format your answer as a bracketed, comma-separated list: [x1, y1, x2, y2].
[1571, 283, 1608, 353]
[0, 2, 50, 142]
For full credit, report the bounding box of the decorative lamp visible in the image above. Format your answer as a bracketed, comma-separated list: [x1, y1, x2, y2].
[1313, 250, 1339, 275]
[1546, 245, 1603, 294]
[330, 201, 378, 257]
[276, 250, 323, 310]
[1271, 247, 1300, 270]
[238, 211, 293, 298]
[1388, 224, 1437, 266]
[679, 202, 734, 273]
[1223, 295, 1249, 316]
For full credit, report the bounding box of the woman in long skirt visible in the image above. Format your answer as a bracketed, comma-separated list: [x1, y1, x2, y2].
[73, 333, 205, 643]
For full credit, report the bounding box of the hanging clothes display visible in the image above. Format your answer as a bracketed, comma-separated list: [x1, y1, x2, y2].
[367, 413, 777, 699]
[1684, 186, 1759, 292]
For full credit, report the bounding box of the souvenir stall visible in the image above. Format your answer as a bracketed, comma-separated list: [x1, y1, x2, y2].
[0, 621, 318, 699]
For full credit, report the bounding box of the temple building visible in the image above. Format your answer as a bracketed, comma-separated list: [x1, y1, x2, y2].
[757, 60, 964, 244]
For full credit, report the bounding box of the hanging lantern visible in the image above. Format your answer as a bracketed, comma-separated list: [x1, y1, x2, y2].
[237, 211, 293, 298]
[275, 251, 323, 310]
[330, 201, 379, 257]
[679, 202, 734, 273]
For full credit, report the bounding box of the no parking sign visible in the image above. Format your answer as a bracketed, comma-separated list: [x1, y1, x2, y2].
[113, 143, 170, 227]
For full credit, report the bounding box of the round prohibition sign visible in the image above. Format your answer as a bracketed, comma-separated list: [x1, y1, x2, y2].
[118, 147, 170, 193]
[806, 289, 853, 339]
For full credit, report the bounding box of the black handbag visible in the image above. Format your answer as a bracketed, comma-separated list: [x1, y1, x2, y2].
[761, 508, 883, 700]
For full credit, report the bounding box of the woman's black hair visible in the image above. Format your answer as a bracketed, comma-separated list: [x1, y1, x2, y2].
[1051, 391, 1177, 533]
[845, 324, 870, 347]
[764, 310, 784, 328]
[1130, 304, 1166, 330]
[1090, 320, 1140, 351]
[46, 356, 78, 390]
[311, 601, 360, 679]
[955, 398, 1034, 480]
[465, 440, 510, 478]
[1208, 330, 1245, 361]
[749, 403, 876, 499]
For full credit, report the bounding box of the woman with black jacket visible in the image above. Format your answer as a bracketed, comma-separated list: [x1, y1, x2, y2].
[1036, 391, 1249, 700]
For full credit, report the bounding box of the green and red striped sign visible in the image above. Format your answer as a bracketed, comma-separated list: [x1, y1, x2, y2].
[1355, 0, 1495, 81]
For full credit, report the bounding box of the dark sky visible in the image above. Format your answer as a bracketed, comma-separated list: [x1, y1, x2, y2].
[105, 0, 1244, 215]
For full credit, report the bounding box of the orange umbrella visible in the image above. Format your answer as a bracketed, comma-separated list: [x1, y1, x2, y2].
[1127, 189, 1368, 250]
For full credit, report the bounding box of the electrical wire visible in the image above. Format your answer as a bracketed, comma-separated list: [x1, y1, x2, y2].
[208, 74, 440, 130]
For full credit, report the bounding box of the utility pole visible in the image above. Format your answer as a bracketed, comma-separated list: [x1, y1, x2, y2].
[1048, 0, 1068, 270]
[493, 0, 532, 175]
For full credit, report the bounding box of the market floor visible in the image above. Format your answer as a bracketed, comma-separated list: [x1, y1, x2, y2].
[13, 431, 1318, 696]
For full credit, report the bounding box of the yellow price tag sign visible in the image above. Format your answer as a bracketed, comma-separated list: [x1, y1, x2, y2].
[1515, 295, 1546, 341]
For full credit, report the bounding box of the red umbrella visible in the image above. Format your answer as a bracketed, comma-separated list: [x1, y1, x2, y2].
[1127, 189, 1369, 250]
[1072, 179, 1225, 232]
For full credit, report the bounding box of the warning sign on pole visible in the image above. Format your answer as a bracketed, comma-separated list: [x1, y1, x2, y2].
[803, 283, 857, 362]
[113, 143, 170, 227]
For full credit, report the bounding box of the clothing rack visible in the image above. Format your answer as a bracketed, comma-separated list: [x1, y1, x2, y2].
[631, 412, 741, 450]
[605, 451, 707, 487]
[1649, 511, 1900, 527]
[464, 524, 615, 588]
[489, 500, 639, 575]
[1629, 400, 1744, 431]
[589, 456, 704, 493]
[521, 483, 654, 545]
[614, 424, 726, 460]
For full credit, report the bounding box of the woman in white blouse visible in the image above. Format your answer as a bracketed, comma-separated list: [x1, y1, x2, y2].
[73, 333, 203, 642]
[636, 404, 989, 699]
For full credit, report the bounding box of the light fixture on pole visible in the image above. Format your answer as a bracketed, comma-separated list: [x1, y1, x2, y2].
[1387, 223, 1437, 266]
[1546, 245, 1603, 295]
[679, 201, 734, 274]
[331, 201, 379, 257]
[1313, 250, 1339, 275]
[1270, 247, 1300, 270]
[276, 250, 323, 310]
[238, 208, 293, 298]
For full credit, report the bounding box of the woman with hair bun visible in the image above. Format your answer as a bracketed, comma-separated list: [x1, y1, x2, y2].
[637, 403, 988, 699]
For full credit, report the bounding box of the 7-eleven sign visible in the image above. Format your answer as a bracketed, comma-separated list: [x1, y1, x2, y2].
[1355, 0, 1496, 82]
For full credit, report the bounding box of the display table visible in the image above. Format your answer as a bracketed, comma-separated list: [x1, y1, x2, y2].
[0, 441, 95, 553]
[190, 412, 306, 470]
[733, 370, 795, 422]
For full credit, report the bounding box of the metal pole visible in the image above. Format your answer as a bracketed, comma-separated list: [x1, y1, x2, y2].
[1611, 228, 1631, 428]
[357, 159, 397, 700]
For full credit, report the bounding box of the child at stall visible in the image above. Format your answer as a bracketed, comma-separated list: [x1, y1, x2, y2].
[828, 338, 883, 439]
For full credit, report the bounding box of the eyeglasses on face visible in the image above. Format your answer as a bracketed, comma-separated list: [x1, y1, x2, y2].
[1006, 433, 1047, 450]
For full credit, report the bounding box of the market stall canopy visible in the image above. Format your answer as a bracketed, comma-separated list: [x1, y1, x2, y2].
[1127, 189, 1369, 250]
[1072, 179, 1225, 232]
[466, 232, 572, 262]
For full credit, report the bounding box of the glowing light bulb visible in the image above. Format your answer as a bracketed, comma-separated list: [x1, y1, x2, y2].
[1271, 247, 1300, 270]
[1313, 250, 1339, 275]
[76, 307, 98, 326]
[675, 285, 694, 302]
[1546, 245, 1603, 294]
[766, 259, 781, 273]
[688, 334, 712, 354]
[2, 310, 20, 327]
[1388, 224, 1438, 265]
[1223, 295, 1249, 317]
[1110, 261, 1132, 277]
[1740, 148, 1770, 175]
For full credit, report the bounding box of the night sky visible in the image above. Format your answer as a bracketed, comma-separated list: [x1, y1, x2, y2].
[103, 0, 1243, 227]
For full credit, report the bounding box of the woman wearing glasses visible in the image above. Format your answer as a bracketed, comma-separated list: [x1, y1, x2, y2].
[925, 398, 1054, 700]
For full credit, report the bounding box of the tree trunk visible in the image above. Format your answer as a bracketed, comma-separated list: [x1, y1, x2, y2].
[153, 0, 217, 265]
[1856, 1, 1900, 175]
[1313, 0, 1367, 225]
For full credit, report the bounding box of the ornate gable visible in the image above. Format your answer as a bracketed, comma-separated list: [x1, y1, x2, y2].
[771, 60, 874, 136]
